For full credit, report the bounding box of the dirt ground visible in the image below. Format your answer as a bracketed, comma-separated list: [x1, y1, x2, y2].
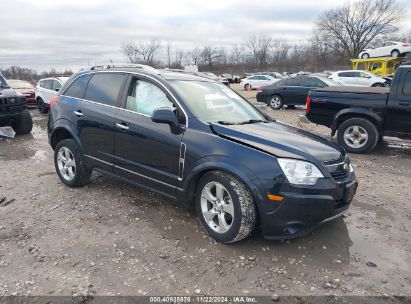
[0, 84, 410, 299]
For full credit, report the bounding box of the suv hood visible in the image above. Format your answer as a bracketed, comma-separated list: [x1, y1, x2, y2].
[0, 88, 18, 97]
[211, 121, 344, 162]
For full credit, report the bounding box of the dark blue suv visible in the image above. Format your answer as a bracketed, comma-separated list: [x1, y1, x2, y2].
[48, 65, 358, 243]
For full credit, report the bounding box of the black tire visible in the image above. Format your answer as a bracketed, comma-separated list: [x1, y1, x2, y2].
[12, 109, 33, 135]
[337, 118, 379, 154]
[361, 53, 370, 59]
[372, 83, 385, 87]
[391, 49, 400, 58]
[195, 171, 256, 243]
[37, 98, 48, 114]
[54, 139, 92, 187]
[268, 95, 283, 110]
[244, 83, 251, 91]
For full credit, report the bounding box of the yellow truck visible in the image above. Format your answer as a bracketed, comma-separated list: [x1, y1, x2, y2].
[351, 57, 400, 78]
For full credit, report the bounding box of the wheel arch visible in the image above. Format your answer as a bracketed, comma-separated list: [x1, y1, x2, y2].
[50, 122, 82, 152]
[181, 161, 264, 210]
[331, 108, 383, 136]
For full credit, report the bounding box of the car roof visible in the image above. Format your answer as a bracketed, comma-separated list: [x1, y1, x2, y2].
[73, 68, 215, 83]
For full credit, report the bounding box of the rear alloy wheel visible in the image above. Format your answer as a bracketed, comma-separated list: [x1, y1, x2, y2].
[337, 118, 379, 154]
[54, 139, 92, 187]
[195, 171, 256, 243]
[391, 50, 400, 58]
[269, 95, 283, 110]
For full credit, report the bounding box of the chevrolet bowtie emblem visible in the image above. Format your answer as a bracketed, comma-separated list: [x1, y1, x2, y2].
[343, 163, 349, 171]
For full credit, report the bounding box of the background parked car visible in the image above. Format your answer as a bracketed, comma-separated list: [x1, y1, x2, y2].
[359, 41, 411, 59]
[221, 73, 234, 83]
[6, 79, 36, 107]
[256, 75, 341, 109]
[240, 74, 278, 90]
[35, 76, 69, 113]
[329, 70, 387, 87]
[232, 75, 241, 83]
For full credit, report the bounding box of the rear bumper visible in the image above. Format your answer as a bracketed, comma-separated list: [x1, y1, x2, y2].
[260, 179, 358, 240]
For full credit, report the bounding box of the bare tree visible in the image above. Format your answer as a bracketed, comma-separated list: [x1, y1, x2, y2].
[166, 42, 172, 68]
[174, 49, 185, 68]
[201, 46, 221, 70]
[244, 34, 273, 67]
[121, 38, 162, 65]
[189, 47, 202, 65]
[314, 0, 404, 59]
[230, 44, 245, 65]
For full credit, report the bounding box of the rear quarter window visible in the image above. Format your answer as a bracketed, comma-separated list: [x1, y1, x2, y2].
[84, 73, 127, 106]
[64, 75, 92, 98]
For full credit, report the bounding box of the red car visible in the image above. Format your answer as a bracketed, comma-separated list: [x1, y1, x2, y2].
[7, 79, 36, 107]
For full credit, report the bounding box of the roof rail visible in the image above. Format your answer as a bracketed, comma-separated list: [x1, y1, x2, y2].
[90, 64, 158, 74]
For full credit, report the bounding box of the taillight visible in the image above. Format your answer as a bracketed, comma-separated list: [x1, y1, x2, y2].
[50, 96, 59, 110]
[305, 96, 311, 113]
[258, 85, 263, 92]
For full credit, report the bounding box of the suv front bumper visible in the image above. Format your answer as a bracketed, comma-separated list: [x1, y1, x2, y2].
[260, 178, 358, 240]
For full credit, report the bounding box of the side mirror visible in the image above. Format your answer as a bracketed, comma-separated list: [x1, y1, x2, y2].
[55, 88, 60, 92]
[151, 107, 182, 134]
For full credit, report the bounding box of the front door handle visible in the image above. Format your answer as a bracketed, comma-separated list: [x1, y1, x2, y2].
[73, 110, 83, 117]
[116, 122, 130, 130]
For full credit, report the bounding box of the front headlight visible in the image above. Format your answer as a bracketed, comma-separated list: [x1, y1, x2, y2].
[278, 158, 324, 185]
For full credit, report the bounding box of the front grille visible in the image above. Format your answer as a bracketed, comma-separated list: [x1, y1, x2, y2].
[324, 154, 345, 165]
[330, 170, 349, 181]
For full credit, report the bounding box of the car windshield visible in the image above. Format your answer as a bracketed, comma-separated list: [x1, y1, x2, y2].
[0, 75, 8, 87]
[7, 79, 33, 89]
[170, 80, 267, 125]
[317, 77, 341, 86]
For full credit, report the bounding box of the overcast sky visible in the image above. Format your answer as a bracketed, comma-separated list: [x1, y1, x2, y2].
[1, 0, 411, 72]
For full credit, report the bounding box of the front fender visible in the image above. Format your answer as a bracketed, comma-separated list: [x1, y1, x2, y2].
[331, 108, 383, 136]
[182, 155, 266, 204]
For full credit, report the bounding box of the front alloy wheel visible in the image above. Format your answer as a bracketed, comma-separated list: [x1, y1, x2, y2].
[200, 182, 234, 233]
[195, 171, 256, 243]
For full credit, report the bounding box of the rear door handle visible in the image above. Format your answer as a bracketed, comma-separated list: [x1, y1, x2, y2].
[116, 122, 130, 130]
[73, 110, 83, 117]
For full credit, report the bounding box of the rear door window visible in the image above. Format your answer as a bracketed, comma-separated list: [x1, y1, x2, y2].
[64, 75, 92, 98]
[338, 72, 354, 77]
[287, 77, 302, 86]
[304, 77, 324, 87]
[44, 80, 53, 90]
[84, 73, 127, 106]
[402, 72, 411, 96]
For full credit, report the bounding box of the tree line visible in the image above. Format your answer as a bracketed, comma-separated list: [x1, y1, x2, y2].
[121, 0, 406, 74]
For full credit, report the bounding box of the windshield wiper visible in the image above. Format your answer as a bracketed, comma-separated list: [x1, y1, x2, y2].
[216, 120, 238, 125]
[237, 119, 268, 125]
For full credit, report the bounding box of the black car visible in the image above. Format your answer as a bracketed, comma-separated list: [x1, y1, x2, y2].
[256, 75, 341, 110]
[48, 65, 357, 243]
[0, 74, 33, 135]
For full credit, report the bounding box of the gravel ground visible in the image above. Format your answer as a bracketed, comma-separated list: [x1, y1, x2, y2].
[0, 84, 410, 299]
